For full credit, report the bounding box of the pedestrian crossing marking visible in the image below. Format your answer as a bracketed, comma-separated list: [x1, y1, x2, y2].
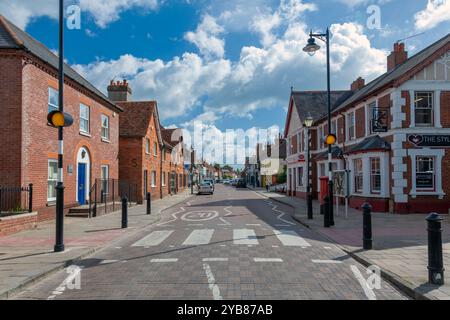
[254, 258, 283, 262]
[274, 229, 311, 247]
[233, 229, 258, 245]
[151, 258, 178, 263]
[183, 229, 214, 246]
[131, 230, 174, 247]
[312, 260, 343, 264]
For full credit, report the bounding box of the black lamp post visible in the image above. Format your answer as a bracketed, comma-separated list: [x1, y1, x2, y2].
[303, 115, 314, 220]
[190, 146, 194, 195]
[303, 28, 335, 227]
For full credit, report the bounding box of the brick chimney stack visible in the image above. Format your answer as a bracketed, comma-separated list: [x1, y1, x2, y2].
[107, 79, 132, 102]
[351, 77, 365, 91]
[387, 42, 408, 72]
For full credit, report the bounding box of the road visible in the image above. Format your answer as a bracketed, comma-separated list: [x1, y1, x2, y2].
[14, 185, 407, 300]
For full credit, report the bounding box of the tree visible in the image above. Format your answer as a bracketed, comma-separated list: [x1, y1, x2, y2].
[276, 165, 287, 184]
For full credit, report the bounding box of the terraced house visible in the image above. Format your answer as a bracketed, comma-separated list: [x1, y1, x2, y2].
[284, 34, 450, 214]
[0, 16, 123, 234]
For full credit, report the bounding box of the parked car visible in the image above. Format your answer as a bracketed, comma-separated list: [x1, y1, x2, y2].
[236, 179, 247, 188]
[202, 178, 215, 191]
[231, 179, 238, 186]
[198, 182, 214, 195]
[223, 179, 231, 185]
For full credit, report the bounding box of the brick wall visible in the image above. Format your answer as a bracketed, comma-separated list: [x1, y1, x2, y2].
[142, 115, 162, 201]
[0, 213, 37, 236]
[119, 136, 143, 200]
[355, 107, 365, 138]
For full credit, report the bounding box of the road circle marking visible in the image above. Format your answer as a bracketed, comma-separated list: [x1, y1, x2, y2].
[181, 211, 219, 222]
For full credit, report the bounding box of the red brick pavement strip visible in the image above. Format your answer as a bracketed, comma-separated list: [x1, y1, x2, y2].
[249, 187, 450, 300]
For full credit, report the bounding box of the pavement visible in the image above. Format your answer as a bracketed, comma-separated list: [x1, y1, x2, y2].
[0, 190, 194, 299]
[13, 185, 407, 300]
[248, 186, 450, 300]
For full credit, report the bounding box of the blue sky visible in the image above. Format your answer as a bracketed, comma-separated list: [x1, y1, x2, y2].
[1, 0, 450, 162]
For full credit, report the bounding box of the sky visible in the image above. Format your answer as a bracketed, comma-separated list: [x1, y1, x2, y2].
[1, 0, 450, 165]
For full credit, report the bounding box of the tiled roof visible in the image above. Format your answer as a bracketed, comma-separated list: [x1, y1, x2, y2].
[161, 127, 183, 147]
[344, 135, 391, 155]
[314, 146, 344, 160]
[117, 101, 157, 138]
[0, 15, 122, 113]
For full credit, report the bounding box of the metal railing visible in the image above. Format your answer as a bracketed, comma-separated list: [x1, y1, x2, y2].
[0, 184, 33, 215]
[88, 179, 137, 218]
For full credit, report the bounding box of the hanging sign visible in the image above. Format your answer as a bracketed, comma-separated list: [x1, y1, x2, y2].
[371, 107, 389, 133]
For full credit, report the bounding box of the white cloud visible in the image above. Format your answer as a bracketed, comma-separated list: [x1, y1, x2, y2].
[0, 0, 160, 29]
[415, 0, 450, 31]
[184, 14, 226, 59]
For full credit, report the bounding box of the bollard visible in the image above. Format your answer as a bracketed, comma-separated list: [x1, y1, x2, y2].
[323, 196, 330, 228]
[426, 213, 445, 285]
[146, 192, 151, 215]
[121, 197, 128, 229]
[362, 203, 372, 250]
[307, 193, 313, 220]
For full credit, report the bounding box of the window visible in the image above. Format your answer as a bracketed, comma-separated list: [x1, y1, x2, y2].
[416, 156, 435, 190]
[153, 142, 158, 157]
[163, 149, 167, 161]
[151, 171, 157, 187]
[145, 139, 150, 154]
[80, 104, 90, 133]
[162, 172, 166, 186]
[354, 159, 363, 193]
[415, 92, 433, 126]
[143, 170, 148, 195]
[331, 120, 337, 136]
[101, 115, 110, 140]
[48, 87, 59, 113]
[318, 126, 324, 149]
[101, 165, 109, 194]
[47, 159, 58, 201]
[298, 167, 304, 187]
[298, 133, 302, 153]
[319, 163, 326, 177]
[370, 158, 381, 193]
[347, 112, 356, 140]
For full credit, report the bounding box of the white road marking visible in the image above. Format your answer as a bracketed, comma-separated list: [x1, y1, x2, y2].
[47, 265, 82, 300]
[203, 263, 223, 300]
[274, 229, 311, 247]
[246, 224, 261, 226]
[272, 245, 279, 248]
[254, 258, 283, 262]
[224, 206, 234, 217]
[203, 258, 229, 262]
[218, 217, 231, 226]
[150, 258, 178, 263]
[157, 205, 186, 226]
[183, 229, 214, 246]
[131, 230, 173, 247]
[350, 265, 377, 300]
[312, 260, 343, 264]
[188, 224, 204, 227]
[220, 245, 227, 247]
[181, 211, 219, 222]
[324, 246, 333, 250]
[99, 260, 118, 265]
[233, 229, 258, 245]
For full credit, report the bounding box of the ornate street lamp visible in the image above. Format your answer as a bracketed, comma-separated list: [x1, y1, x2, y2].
[303, 28, 335, 227]
[303, 115, 314, 220]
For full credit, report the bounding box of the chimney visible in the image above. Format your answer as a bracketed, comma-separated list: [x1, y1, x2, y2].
[351, 77, 365, 91]
[387, 42, 408, 72]
[107, 79, 132, 102]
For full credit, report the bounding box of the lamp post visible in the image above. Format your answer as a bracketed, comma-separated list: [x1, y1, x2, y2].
[190, 146, 194, 195]
[303, 28, 335, 227]
[303, 115, 314, 220]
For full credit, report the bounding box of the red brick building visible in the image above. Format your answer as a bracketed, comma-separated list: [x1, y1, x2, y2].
[284, 34, 450, 214]
[0, 16, 122, 226]
[161, 128, 188, 195]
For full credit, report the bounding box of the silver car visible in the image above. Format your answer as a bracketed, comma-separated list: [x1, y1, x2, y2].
[198, 182, 214, 195]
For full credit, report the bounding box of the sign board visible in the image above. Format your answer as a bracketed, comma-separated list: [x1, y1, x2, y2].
[408, 134, 450, 147]
[416, 173, 434, 189]
[371, 107, 389, 133]
[333, 170, 350, 198]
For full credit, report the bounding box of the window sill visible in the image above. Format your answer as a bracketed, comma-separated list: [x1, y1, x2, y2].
[101, 138, 111, 144]
[46, 201, 56, 207]
[410, 191, 445, 199]
[79, 131, 91, 138]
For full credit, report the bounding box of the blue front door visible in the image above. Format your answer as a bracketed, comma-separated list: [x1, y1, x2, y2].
[78, 163, 86, 205]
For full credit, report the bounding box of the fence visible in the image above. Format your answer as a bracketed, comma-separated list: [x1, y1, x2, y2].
[88, 179, 138, 218]
[0, 184, 33, 215]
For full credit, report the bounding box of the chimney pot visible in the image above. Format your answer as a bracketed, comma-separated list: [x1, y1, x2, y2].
[351, 77, 365, 91]
[387, 42, 408, 72]
[107, 78, 132, 102]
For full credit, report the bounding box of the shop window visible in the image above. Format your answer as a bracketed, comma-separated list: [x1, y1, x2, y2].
[416, 156, 435, 190]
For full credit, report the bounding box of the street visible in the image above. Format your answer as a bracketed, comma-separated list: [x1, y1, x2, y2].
[14, 185, 407, 300]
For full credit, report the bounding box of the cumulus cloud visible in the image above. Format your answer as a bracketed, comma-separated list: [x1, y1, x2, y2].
[0, 0, 160, 29]
[415, 0, 450, 31]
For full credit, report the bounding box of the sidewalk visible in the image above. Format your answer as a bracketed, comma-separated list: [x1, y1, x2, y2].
[249, 187, 450, 300]
[0, 191, 193, 299]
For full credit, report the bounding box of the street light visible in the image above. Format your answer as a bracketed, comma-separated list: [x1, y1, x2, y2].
[190, 145, 194, 195]
[303, 28, 334, 227]
[303, 115, 314, 220]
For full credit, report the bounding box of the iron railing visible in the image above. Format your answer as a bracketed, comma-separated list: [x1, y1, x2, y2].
[0, 184, 33, 215]
[88, 179, 138, 218]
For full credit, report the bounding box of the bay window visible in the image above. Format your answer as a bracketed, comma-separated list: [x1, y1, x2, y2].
[370, 158, 381, 193]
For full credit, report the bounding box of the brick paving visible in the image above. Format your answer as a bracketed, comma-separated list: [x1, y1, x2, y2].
[0, 191, 193, 299]
[250, 187, 450, 300]
[13, 185, 406, 300]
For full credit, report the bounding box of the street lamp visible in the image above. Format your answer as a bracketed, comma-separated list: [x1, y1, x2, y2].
[303, 115, 314, 220]
[190, 145, 194, 195]
[303, 28, 334, 227]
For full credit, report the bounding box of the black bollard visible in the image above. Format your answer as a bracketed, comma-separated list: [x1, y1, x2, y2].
[307, 193, 313, 220]
[426, 213, 445, 285]
[323, 196, 330, 228]
[121, 197, 128, 229]
[146, 192, 151, 215]
[362, 203, 372, 250]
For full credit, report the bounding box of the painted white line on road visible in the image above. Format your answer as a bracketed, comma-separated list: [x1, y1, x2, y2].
[47, 265, 82, 300]
[183, 229, 214, 246]
[131, 230, 174, 247]
[233, 229, 258, 245]
[224, 206, 234, 217]
[254, 258, 283, 262]
[99, 260, 118, 265]
[150, 258, 178, 263]
[324, 247, 333, 250]
[272, 245, 279, 248]
[203, 263, 223, 300]
[246, 224, 261, 226]
[350, 265, 377, 300]
[219, 217, 231, 226]
[274, 229, 311, 247]
[312, 260, 343, 264]
[188, 224, 204, 227]
[203, 258, 229, 262]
